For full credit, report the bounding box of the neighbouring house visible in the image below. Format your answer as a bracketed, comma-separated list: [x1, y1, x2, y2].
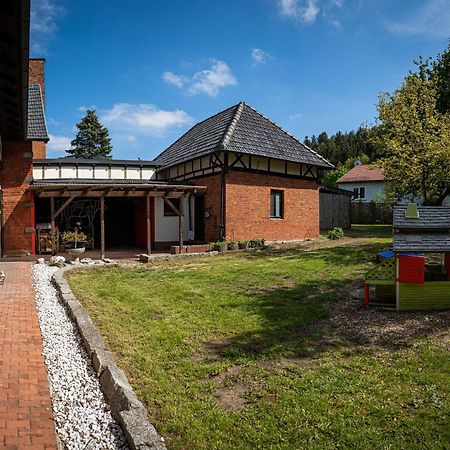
[337, 164, 385, 202]
[0, 1, 334, 257]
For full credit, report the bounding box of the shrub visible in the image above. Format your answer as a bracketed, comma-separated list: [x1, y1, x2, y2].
[327, 227, 344, 240]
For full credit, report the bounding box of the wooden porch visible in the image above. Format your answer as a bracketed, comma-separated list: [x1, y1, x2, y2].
[29, 181, 206, 259]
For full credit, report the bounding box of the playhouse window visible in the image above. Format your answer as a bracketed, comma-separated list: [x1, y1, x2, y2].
[353, 187, 366, 200]
[270, 190, 284, 218]
[164, 198, 180, 216]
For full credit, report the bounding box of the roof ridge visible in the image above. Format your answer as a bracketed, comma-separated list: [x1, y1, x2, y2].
[220, 101, 244, 150]
[242, 102, 333, 167]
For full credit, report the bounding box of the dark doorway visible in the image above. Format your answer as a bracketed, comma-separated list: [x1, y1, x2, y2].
[93, 198, 136, 248]
[194, 195, 205, 242]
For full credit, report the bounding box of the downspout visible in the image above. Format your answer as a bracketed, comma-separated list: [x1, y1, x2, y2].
[219, 152, 228, 241]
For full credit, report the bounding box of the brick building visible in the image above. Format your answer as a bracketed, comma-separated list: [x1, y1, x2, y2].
[155, 102, 333, 242]
[0, 1, 333, 257]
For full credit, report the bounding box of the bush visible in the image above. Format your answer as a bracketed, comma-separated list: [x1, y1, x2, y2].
[327, 227, 344, 240]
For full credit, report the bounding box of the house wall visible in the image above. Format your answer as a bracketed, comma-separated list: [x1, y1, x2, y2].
[153, 195, 194, 243]
[1, 141, 35, 255]
[225, 171, 319, 241]
[33, 163, 156, 180]
[338, 181, 385, 202]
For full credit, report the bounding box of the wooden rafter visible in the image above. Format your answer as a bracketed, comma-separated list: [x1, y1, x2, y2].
[54, 196, 76, 219]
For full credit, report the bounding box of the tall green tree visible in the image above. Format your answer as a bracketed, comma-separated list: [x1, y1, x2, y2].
[377, 60, 450, 205]
[68, 110, 112, 158]
[432, 43, 450, 114]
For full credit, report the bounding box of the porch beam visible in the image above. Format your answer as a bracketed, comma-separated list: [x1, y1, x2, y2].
[100, 196, 105, 260]
[54, 195, 76, 219]
[162, 196, 181, 216]
[146, 193, 151, 255]
[179, 195, 184, 250]
[50, 197, 56, 255]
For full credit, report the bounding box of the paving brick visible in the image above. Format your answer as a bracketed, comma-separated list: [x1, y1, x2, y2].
[0, 262, 57, 447]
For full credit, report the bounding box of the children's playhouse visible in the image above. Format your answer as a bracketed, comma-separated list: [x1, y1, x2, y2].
[364, 204, 450, 311]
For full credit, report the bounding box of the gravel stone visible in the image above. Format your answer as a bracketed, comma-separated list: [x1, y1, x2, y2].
[32, 264, 128, 450]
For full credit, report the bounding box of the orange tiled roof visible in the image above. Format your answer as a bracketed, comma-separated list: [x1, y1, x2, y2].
[337, 164, 385, 183]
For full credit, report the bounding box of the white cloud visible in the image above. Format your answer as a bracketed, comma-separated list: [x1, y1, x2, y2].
[101, 103, 193, 135]
[162, 60, 237, 97]
[30, 0, 65, 54]
[385, 0, 450, 39]
[251, 48, 272, 66]
[289, 113, 303, 120]
[162, 72, 186, 89]
[332, 0, 343, 7]
[47, 134, 72, 154]
[278, 0, 320, 24]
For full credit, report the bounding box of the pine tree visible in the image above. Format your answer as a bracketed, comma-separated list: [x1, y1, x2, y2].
[67, 110, 113, 158]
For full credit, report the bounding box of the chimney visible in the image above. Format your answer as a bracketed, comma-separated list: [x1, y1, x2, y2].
[28, 59, 47, 159]
[28, 58, 46, 105]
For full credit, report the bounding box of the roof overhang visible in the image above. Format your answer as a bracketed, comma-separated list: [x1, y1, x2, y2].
[29, 179, 207, 198]
[0, 0, 30, 141]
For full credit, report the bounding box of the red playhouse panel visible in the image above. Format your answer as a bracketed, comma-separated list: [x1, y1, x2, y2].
[397, 255, 425, 284]
[445, 253, 450, 280]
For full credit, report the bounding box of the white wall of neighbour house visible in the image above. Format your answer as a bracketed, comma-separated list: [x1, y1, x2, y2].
[154, 195, 195, 242]
[337, 181, 386, 202]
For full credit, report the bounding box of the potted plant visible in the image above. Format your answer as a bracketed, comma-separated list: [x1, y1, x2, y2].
[61, 230, 87, 255]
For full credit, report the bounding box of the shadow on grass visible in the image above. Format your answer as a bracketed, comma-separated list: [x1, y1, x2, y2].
[204, 244, 449, 364]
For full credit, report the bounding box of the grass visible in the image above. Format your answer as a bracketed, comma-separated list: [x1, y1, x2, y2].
[67, 227, 449, 450]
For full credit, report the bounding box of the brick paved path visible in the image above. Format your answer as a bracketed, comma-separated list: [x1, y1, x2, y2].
[0, 262, 57, 449]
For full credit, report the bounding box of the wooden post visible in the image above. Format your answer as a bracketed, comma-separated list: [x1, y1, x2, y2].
[50, 197, 56, 255]
[146, 194, 151, 255]
[100, 196, 105, 260]
[179, 195, 184, 252]
[364, 284, 369, 309]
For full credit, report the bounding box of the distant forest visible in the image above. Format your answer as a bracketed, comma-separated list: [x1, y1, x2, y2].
[303, 126, 384, 168]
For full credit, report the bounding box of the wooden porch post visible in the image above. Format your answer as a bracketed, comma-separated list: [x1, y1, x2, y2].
[179, 195, 184, 251]
[50, 197, 56, 255]
[100, 196, 105, 260]
[146, 193, 151, 255]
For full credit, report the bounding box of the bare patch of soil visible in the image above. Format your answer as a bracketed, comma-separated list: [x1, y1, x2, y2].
[311, 278, 450, 352]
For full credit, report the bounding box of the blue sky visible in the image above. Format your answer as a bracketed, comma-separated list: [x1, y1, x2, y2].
[30, 0, 450, 160]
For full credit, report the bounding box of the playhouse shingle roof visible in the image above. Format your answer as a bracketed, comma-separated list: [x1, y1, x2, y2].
[155, 102, 333, 169]
[27, 83, 48, 141]
[393, 233, 450, 252]
[393, 206, 450, 229]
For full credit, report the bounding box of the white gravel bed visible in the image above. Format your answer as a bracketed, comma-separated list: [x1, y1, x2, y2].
[32, 263, 128, 450]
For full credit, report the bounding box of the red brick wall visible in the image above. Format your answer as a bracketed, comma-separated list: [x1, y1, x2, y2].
[194, 174, 223, 242]
[32, 141, 46, 159]
[225, 170, 319, 241]
[29, 59, 45, 104]
[1, 141, 35, 255]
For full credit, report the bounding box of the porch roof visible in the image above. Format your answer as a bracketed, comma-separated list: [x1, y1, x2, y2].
[29, 178, 206, 197]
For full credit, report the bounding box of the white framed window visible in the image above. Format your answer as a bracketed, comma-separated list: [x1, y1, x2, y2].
[270, 190, 284, 218]
[353, 187, 366, 200]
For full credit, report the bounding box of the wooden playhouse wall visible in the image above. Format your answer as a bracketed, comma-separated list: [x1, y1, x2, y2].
[399, 282, 450, 311]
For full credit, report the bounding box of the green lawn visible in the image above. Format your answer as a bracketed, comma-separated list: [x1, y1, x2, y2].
[67, 228, 449, 450]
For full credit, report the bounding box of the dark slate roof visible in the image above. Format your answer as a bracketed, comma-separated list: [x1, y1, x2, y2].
[393, 233, 450, 252]
[27, 84, 48, 141]
[393, 206, 450, 229]
[33, 157, 159, 166]
[155, 102, 333, 169]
